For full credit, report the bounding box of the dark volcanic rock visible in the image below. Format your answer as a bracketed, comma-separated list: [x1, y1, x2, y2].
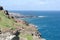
[4, 10, 9, 15]
[12, 36, 19, 40]
[0, 6, 3, 10]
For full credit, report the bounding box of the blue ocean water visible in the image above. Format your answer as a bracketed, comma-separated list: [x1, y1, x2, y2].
[10, 11, 60, 40]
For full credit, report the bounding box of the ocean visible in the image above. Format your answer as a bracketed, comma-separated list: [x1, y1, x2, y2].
[10, 11, 60, 40]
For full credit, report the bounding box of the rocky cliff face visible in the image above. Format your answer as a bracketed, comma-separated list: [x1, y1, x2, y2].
[0, 32, 15, 40]
[0, 30, 20, 40]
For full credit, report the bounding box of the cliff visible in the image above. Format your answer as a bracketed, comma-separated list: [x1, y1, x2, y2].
[0, 7, 45, 40]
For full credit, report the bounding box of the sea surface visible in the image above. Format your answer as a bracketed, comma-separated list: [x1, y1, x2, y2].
[10, 11, 60, 40]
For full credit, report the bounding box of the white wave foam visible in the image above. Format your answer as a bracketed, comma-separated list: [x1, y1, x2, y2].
[29, 24, 38, 27]
[38, 16, 47, 18]
[41, 38, 46, 40]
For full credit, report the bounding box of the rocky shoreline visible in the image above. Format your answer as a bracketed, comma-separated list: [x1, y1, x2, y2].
[0, 6, 45, 40]
[9, 12, 38, 18]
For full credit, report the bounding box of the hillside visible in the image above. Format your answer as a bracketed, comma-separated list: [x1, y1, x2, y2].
[0, 10, 44, 40]
[0, 11, 15, 30]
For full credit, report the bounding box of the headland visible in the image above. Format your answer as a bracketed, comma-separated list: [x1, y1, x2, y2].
[0, 6, 45, 40]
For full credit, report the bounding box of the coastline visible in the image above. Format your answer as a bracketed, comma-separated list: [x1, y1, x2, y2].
[0, 9, 45, 40]
[9, 12, 46, 40]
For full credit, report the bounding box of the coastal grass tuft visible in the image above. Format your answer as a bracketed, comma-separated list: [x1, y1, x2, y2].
[26, 34, 33, 40]
[0, 11, 15, 29]
[20, 34, 33, 40]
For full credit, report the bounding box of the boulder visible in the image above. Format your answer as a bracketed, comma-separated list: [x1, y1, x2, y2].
[0, 32, 15, 40]
[0, 6, 3, 10]
[0, 31, 20, 40]
[4, 10, 9, 15]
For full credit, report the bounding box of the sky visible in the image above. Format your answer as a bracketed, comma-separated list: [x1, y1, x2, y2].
[0, 0, 60, 11]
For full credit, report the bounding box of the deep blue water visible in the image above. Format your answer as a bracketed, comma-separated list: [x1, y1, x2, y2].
[10, 11, 60, 40]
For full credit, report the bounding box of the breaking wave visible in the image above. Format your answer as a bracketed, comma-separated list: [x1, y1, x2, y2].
[38, 16, 47, 18]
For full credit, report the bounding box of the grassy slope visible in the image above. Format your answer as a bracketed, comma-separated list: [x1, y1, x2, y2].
[0, 11, 15, 28]
[0, 11, 33, 40]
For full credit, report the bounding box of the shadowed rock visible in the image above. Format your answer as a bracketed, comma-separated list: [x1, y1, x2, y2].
[0, 30, 2, 34]
[4, 10, 11, 19]
[0, 6, 3, 10]
[12, 36, 19, 40]
[4, 10, 9, 15]
[11, 30, 20, 40]
[13, 30, 20, 36]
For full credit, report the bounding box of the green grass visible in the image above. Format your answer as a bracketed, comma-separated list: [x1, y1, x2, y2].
[0, 11, 33, 40]
[26, 34, 33, 40]
[20, 34, 33, 40]
[0, 11, 15, 29]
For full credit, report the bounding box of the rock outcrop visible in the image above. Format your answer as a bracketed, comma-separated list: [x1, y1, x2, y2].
[0, 32, 15, 40]
[0, 29, 20, 40]
[0, 6, 3, 10]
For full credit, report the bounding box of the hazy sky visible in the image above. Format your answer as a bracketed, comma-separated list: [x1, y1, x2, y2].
[0, 0, 60, 10]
